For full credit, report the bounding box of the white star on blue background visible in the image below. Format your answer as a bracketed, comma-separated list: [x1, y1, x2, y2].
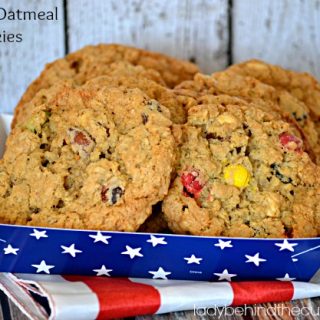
[147, 235, 167, 247]
[89, 232, 111, 245]
[31, 260, 54, 274]
[3, 244, 19, 255]
[184, 254, 202, 264]
[214, 269, 237, 281]
[245, 252, 266, 266]
[121, 245, 143, 259]
[149, 267, 171, 280]
[214, 239, 233, 250]
[30, 229, 48, 240]
[93, 265, 113, 276]
[275, 239, 298, 252]
[61, 244, 82, 258]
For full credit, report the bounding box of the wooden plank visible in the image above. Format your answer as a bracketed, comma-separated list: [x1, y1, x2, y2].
[0, 0, 65, 114]
[67, 0, 229, 74]
[232, 0, 320, 79]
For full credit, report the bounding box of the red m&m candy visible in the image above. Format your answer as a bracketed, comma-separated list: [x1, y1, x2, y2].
[181, 170, 203, 198]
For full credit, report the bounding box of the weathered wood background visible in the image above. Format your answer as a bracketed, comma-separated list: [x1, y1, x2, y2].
[1, 0, 320, 113]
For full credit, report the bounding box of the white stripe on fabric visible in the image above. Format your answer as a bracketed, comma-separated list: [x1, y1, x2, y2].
[130, 278, 233, 314]
[292, 282, 320, 300]
[0, 273, 47, 320]
[17, 274, 100, 320]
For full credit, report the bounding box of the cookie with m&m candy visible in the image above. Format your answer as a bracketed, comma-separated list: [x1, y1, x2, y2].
[162, 95, 320, 238]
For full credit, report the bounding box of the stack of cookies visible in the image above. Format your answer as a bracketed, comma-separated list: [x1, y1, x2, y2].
[1, 45, 320, 238]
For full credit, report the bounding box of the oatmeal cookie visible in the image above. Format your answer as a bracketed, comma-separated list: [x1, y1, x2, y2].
[162, 95, 320, 238]
[13, 43, 199, 128]
[228, 59, 320, 120]
[175, 71, 319, 162]
[0, 84, 176, 231]
[84, 65, 187, 123]
[16, 62, 187, 125]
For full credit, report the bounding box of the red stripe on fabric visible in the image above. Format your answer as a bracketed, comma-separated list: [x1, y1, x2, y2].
[231, 281, 294, 306]
[63, 276, 160, 319]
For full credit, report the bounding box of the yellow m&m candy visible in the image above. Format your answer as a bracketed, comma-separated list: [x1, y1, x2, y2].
[224, 164, 250, 188]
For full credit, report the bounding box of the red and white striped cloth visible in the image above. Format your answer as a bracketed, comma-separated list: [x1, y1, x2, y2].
[0, 273, 319, 320]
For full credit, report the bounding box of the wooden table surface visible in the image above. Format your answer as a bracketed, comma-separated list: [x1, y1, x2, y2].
[1, 290, 319, 320]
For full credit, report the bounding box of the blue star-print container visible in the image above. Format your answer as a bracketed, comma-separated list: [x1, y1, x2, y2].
[0, 224, 319, 282]
[0, 114, 319, 282]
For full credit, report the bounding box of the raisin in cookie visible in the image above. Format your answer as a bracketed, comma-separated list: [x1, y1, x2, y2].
[0, 84, 176, 231]
[162, 95, 320, 238]
[13, 44, 199, 128]
[175, 71, 319, 162]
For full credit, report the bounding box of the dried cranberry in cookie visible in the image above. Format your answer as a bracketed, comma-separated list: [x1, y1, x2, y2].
[279, 133, 303, 153]
[163, 95, 320, 238]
